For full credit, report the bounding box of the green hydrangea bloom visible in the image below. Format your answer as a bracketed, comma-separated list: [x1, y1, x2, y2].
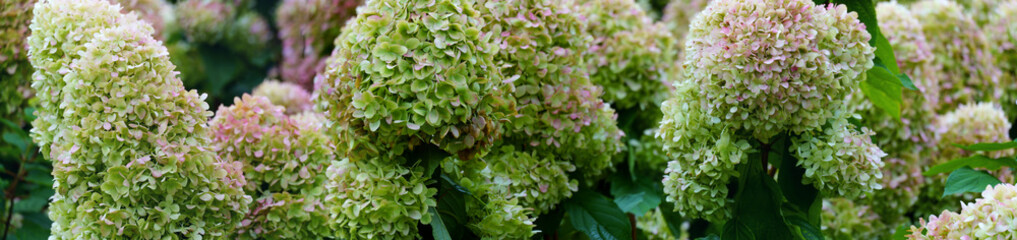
[0, 0, 34, 127]
[210, 95, 335, 239]
[820, 198, 881, 240]
[911, 0, 1003, 113]
[224, 12, 273, 58]
[576, 0, 677, 110]
[908, 184, 1017, 239]
[636, 208, 687, 240]
[275, 0, 361, 89]
[28, 0, 252, 238]
[480, 0, 623, 180]
[985, 2, 1017, 120]
[791, 115, 886, 198]
[253, 80, 313, 115]
[680, 0, 874, 141]
[314, 0, 508, 160]
[324, 157, 437, 240]
[175, 0, 235, 43]
[630, 129, 670, 171]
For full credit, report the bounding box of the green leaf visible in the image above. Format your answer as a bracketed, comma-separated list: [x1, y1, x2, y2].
[924, 155, 1017, 176]
[943, 167, 1002, 197]
[13, 188, 53, 213]
[832, 0, 901, 74]
[731, 155, 795, 240]
[954, 141, 1017, 151]
[609, 172, 663, 217]
[697, 235, 721, 240]
[565, 189, 632, 240]
[429, 207, 452, 240]
[897, 73, 918, 91]
[784, 214, 823, 240]
[24, 166, 53, 187]
[722, 219, 755, 240]
[436, 174, 471, 239]
[860, 66, 903, 119]
[534, 206, 565, 237]
[13, 212, 51, 240]
[657, 195, 685, 238]
[774, 135, 821, 225]
[3, 131, 28, 154]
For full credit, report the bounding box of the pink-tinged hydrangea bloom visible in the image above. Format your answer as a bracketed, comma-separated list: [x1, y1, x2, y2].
[314, 0, 507, 160]
[791, 116, 886, 198]
[482, 0, 623, 181]
[658, 82, 750, 222]
[820, 198, 882, 240]
[915, 103, 1014, 219]
[324, 157, 437, 240]
[661, 0, 709, 59]
[27, 0, 251, 238]
[443, 145, 577, 239]
[109, 0, 175, 41]
[908, 183, 1017, 240]
[211, 95, 335, 239]
[576, 0, 677, 111]
[253, 80, 313, 115]
[911, 0, 1003, 113]
[175, 0, 234, 43]
[275, 0, 361, 90]
[225, 12, 273, 57]
[681, 0, 874, 141]
[0, 0, 35, 125]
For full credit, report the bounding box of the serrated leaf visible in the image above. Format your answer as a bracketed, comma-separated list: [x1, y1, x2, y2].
[860, 66, 903, 119]
[609, 172, 663, 217]
[565, 189, 632, 240]
[943, 167, 1002, 197]
[954, 141, 1017, 151]
[923, 155, 1017, 176]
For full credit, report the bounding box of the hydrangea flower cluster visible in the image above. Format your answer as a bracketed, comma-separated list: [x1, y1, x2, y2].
[275, 0, 361, 89]
[27, 0, 252, 237]
[225, 12, 273, 58]
[911, 0, 1003, 112]
[0, 0, 35, 125]
[658, 0, 881, 222]
[661, 0, 708, 58]
[915, 103, 1013, 218]
[210, 95, 335, 239]
[820, 198, 881, 240]
[629, 129, 671, 172]
[636, 208, 686, 240]
[908, 184, 1017, 239]
[324, 157, 437, 239]
[791, 116, 887, 198]
[314, 0, 506, 159]
[481, 0, 623, 180]
[175, 0, 234, 43]
[443, 145, 577, 238]
[252, 80, 313, 115]
[576, 0, 677, 111]
[985, 1, 1017, 119]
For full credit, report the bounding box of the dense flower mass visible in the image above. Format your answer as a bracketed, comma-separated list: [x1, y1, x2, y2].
[0, 0, 35, 125]
[324, 157, 437, 240]
[576, 0, 676, 111]
[275, 0, 361, 89]
[911, 0, 1003, 112]
[314, 0, 506, 159]
[661, 0, 708, 58]
[791, 116, 886, 198]
[175, 0, 234, 43]
[27, 0, 251, 238]
[481, 0, 624, 180]
[253, 80, 313, 115]
[985, 1, 1017, 119]
[225, 12, 273, 57]
[908, 184, 1017, 240]
[821, 198, 881, 240]
[211, 95, 334, 239]
[637, 208, 685, 240]
[110, 0, 175, 41]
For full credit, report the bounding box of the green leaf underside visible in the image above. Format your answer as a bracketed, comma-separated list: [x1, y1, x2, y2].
[565, 189, 632, 240]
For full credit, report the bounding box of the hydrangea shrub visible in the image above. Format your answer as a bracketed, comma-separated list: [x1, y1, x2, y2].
[252, 80, 313, 115]
[658, 0, 881, 223]
[908, 184, 1017, 239]
[323, 157, 437, 239]
[275, 0, 361, 89]
[28, 0, 252, 238]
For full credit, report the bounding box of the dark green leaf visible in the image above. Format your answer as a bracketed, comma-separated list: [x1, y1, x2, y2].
[13, 212, 51, 240]
[565, 189, 632, 240]
[2, 132, 28, 154]
[731, 156, 795, 240]
[436, 174, 470, 239]
[953, 141, 1017, 151]
[658, 196, 686, 238]
[0, 119, 19, 130]
[534, 206, 565, 237]
[23, 107, 36, 122]
[897, 74, 918, 91]
[24, 167, 53, 187]
[774, 135, 821, 225]
[943, 167, 1002, 197]
[610, 172, 663, 217]
[722, 219, 755, 240]
[697, 235, 721, 240]
[429, 207, 452, 240]
[13, 188, 53, 213]
[924, 155, 1017, 176]
[784, 214, 823, 240]
[860, 66, 903, 119]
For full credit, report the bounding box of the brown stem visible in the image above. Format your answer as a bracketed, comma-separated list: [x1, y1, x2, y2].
[628, 213, 637, 240]
[760, 143, 770, 170]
